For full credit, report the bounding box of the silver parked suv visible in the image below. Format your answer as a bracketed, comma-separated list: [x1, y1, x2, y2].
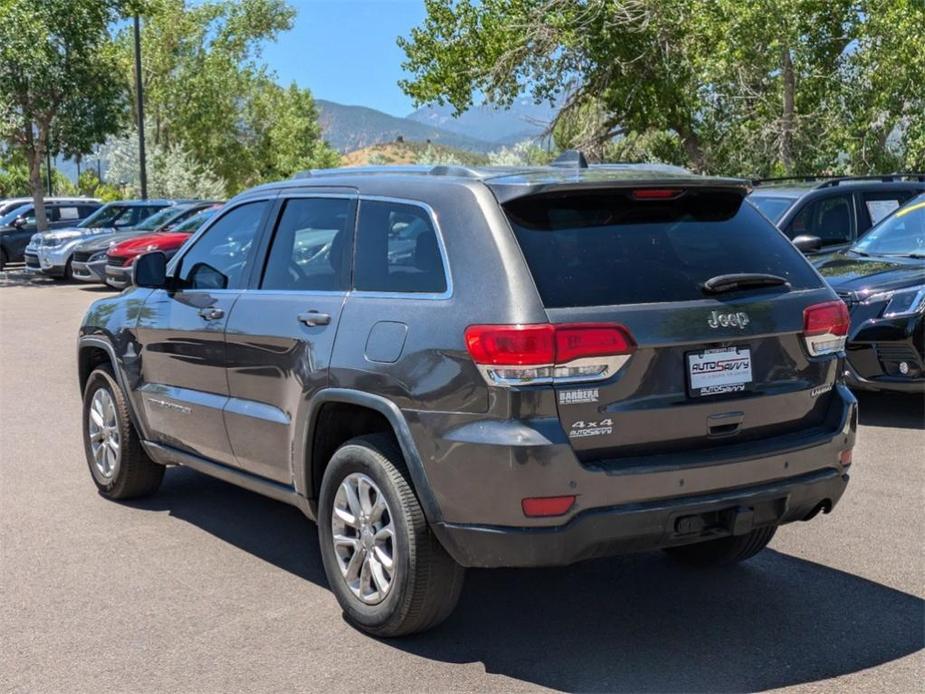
[77, 160, 856, 636]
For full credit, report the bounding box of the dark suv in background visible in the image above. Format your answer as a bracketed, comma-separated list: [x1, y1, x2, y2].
[749, 175, 925, 258]
[77, 161, 856, 636]
[0, 197, 101, 269]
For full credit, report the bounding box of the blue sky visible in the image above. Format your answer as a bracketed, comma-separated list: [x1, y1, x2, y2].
[262, 0, 427, 117]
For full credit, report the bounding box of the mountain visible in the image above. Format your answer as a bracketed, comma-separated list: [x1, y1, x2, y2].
[316, 100, 496, 153]
[406, 98, 558, 145]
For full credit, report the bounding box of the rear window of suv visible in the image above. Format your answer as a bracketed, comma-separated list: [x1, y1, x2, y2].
[504, 189, 822, 308]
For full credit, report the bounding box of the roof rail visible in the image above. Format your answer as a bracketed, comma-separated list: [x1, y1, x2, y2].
[813, 173, 925, 188]
[753, 173, 925, 187]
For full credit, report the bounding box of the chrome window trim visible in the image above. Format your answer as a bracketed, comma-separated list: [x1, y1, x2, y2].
[351, 195, 454, 301]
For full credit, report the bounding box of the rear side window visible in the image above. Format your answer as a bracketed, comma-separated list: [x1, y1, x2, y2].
[355, 200, 447, 294]
[261, 197, 353, 291]
[504, 190, 822, 308]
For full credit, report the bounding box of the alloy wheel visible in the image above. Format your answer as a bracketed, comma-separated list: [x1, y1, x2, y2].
[330, 472, 396, 604]
[88, 388, 121, 480]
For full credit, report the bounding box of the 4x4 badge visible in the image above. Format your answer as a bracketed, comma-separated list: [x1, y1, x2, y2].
[708, 311, 750, 329]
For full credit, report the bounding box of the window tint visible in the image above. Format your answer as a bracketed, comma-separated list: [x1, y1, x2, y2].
[178, 201, 268, 289]
[788, 195, 852, 246]
[504, 190, 822, 308]
[355, 200, 447, 293]
[261, 197, 353, 291]
[78, 205, 98, 218]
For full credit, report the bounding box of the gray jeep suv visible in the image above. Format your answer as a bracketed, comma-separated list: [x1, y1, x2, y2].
[77, 162, 857, 636]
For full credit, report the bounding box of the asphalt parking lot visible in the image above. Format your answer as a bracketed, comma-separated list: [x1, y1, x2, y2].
[1, 270, 923, 693]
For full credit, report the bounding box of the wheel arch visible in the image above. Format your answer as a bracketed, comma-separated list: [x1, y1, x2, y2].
[297, 389, 442, 524]
[77, 336, 149, 440]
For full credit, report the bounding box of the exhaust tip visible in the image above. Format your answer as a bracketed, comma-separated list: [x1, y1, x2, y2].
[802, 500, 832, 521]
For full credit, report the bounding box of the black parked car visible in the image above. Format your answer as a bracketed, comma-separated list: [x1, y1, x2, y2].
[816, 193, 925, 393]
[0, 198, 101, 268]
[748, 175, 925, 259]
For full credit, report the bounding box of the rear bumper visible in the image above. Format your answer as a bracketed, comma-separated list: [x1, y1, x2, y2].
[422, 384, 857, 568]
[435, 468, 848, 568]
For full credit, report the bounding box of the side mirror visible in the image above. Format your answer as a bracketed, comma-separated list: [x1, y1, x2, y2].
[133, 251, 168, 289]
[792, 235, 823, 253]
[11, 216, 25, 229]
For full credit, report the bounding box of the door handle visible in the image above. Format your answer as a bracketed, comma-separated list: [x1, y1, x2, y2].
[298, 310, 331, 327]
[198, 307, 225, 321]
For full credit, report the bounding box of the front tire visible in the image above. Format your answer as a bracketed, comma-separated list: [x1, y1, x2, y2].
[82, 366, 164, 499]
[664, 526, 777, 567]
[318, 434, 465, 637]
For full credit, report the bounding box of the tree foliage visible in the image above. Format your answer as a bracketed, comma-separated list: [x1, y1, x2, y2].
[400, 0, 925, 176]
[102, 128, 226, 199]
[0, 0, 128, 229]
[121, 0, 338, 192]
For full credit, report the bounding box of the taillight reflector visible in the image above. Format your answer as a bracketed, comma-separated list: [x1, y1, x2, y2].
[522, 495, 576, 517]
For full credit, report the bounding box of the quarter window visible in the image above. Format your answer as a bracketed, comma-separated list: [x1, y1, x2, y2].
[177, 201, 268, 290]
[355, 200, 447, 294]
[261, 197, 354, 291]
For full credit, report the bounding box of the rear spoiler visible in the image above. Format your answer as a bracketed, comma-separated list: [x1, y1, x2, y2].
[486, 177, 752, 204]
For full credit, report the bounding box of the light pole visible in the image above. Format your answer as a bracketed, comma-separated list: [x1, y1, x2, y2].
[133, 14, 148, 199]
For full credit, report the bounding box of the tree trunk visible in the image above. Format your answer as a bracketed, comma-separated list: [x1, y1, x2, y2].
[679, 126, 706, 172]
[25, 125, 48, 233]
[781, 46, 796, 175]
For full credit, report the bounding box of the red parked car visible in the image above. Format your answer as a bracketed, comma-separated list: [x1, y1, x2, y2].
[104, 204, 222, 289]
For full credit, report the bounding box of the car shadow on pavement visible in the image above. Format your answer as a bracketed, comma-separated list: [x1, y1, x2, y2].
[856, 391, 924, 430]
[130, 466, 923, 693]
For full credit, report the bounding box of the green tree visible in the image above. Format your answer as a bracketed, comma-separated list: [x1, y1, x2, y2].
[399, 0, 924, 176]
[0, 0, 127, 230]
[120, 0, 336, 191]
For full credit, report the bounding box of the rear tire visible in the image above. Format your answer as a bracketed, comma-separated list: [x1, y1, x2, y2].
[664, 526, 777, 567]
[82, 366, 164, 499]
[318, 433, 465, 637]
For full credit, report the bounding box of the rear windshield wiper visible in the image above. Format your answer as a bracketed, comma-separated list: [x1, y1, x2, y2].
[702, 273, 791, 294]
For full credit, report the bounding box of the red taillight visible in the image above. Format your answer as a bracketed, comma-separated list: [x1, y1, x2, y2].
[522, 495, 575, 517]
[804, 300, 850, 336]
[803, 300, 850, 356]
[631, 188, 684, 200]
[555, 324, 634, 363]
[465, 323, 635, 386]
[465, 323, 634, 365]
[464, 324, 555, 366]
[839, 449, 853, 467]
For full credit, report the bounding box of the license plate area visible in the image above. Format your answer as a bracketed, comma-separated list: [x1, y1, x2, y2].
[686, 346, 753, 397]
